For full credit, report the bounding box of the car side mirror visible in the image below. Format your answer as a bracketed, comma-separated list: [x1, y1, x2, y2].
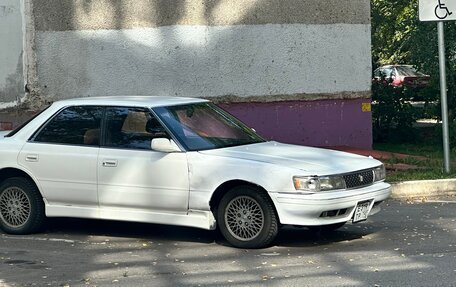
[151, 138, 181, 153]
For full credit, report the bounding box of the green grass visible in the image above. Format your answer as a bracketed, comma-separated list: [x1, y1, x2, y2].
[373, 143, 456, 182]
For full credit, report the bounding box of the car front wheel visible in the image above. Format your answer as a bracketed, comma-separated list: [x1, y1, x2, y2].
[0, 177, 45, 234]
[217, 186, 278, 248]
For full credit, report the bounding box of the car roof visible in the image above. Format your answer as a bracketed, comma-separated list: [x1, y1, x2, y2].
[378, 64, 414, 69]
[53, 96, 209, 108]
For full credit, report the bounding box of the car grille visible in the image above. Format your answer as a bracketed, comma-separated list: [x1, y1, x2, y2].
[343, 170, 374, 189]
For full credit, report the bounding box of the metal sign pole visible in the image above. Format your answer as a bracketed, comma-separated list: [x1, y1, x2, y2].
[419, 0, 453, 173]
[437, 21, 451, 173]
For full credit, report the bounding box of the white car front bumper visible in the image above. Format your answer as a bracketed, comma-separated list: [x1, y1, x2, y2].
[270, 182, 392, 226]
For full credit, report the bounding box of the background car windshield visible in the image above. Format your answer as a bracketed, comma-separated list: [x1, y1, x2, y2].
[376, 68, 393, 78]
[153, 103, 265, 151]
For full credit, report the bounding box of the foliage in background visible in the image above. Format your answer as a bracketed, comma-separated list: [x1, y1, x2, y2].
[372, 80, 424, 143]
[371, 0, 456, 122]
[374, 142, 456, 182]
[372, 0, 456, 180]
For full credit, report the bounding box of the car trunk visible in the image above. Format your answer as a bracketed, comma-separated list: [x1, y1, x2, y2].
[403, 76, 430, 88]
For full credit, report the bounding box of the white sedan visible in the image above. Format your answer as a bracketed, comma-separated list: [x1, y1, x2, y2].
[0, 96, 391, 248]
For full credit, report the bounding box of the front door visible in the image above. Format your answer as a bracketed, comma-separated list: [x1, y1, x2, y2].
[97, 107, 189, 214]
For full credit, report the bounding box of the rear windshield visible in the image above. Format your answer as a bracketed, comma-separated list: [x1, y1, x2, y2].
[395, 66, 426, 77]
[5, 106, 50, 137]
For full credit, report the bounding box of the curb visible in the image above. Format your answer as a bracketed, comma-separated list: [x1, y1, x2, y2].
[391, 178, 456, 198]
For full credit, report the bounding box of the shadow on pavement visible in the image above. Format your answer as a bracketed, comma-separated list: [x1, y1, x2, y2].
[274, 223, 379, 248]
[41, 217, 379, 248]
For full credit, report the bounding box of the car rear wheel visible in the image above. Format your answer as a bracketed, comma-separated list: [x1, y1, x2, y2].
[217, 186, 278, 248]
[0, 177, 45, 234]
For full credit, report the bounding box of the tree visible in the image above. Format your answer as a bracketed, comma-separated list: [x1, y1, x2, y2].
[371, 0, 456, 143]
[371, 0, 456, 120]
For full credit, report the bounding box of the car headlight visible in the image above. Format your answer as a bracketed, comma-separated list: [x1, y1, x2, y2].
[374, 165, 386, 181]
[293, 175, 346, 192]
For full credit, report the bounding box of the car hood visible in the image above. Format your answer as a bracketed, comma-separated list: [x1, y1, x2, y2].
[199, 141, 382, 175]
[0, 131, 10, 138]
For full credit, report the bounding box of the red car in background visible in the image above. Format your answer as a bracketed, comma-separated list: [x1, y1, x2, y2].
[373, 65, 430, 88]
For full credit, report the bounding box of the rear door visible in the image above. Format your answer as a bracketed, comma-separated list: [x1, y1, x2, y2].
[18, 106, 103, 207]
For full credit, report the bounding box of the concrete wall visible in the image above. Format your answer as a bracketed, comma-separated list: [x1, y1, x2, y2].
[0, 0, 23, 108]
[30, 0, 371, 102]
[5, 0, 374, 148]
[35, 24, 371, 100]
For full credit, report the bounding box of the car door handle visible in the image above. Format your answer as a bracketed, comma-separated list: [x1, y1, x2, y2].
[25, 154, 39, 162]
[102, 160, 118, 167]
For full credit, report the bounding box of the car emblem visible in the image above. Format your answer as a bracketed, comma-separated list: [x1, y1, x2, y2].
[358, 175, 364, 182]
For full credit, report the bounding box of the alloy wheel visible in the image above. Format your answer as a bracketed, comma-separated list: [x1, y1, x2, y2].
[0, 187, 31, 228]
[224, 195, 264, 241]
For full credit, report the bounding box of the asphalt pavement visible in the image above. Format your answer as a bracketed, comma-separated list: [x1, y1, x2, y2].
[0, 198, 455, 287]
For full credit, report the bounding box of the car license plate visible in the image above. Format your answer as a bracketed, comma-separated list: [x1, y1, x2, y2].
[353, 201, 371, 223]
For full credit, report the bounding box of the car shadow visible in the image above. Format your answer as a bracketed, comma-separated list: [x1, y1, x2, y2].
[40, 217, 380, 249]
[274, 223, 380, 248]
[43, 217, 217, 244]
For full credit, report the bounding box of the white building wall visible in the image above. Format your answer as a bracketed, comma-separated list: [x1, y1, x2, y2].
[36, 23, 371, 99]
[21, 0, 372, 104]
[0, 0, 23, 106]
[1, 0, 374, 147]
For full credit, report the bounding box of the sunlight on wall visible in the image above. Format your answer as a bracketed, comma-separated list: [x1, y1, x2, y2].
[210, 0, 260, 25]
[73, 0, 116, 29]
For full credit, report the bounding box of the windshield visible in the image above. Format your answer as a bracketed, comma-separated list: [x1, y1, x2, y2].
[374, 68, 393, 78]
[153, 102, 265, 151]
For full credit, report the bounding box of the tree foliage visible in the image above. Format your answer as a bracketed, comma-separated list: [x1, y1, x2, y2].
[372, 0, 456, 119]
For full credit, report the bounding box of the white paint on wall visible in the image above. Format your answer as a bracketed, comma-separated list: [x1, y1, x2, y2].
[0, 99, 18, 109]
[35, 23, 371, 99]
[0, 0, 23, 100]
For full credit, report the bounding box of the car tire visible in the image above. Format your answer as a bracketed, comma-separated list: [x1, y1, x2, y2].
[217, 186, 278, 249]
[308, 222, 346, 233]
[0, 177, 45, 234]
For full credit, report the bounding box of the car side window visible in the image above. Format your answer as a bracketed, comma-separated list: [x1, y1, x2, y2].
[390, 68, 396, 77]
[104, 107, 168, 150]
[33, 106, 103, 146]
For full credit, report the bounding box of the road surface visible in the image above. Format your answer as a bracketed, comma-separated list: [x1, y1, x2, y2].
[0, 199, 455, 287]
